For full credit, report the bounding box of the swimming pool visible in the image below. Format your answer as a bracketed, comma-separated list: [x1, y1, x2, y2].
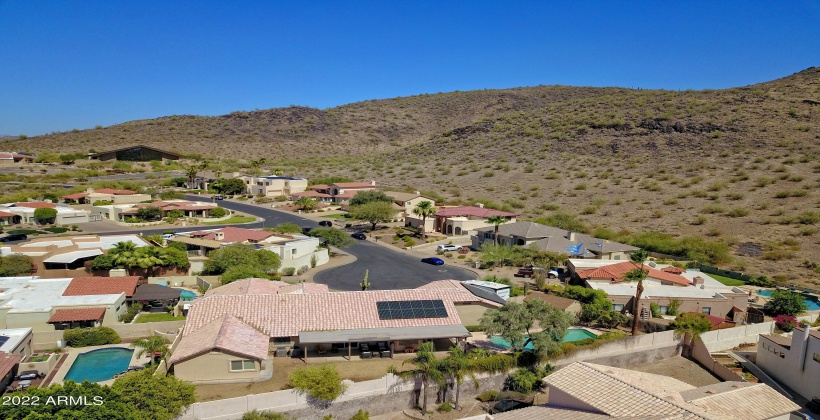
[757, 289, 820, 311]
[489, 329, 599, 350]
[64, 348, 134, 383]
[156, 282, 197, 301]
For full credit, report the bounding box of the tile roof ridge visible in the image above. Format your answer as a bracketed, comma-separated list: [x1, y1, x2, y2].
[578, 363, 709, 419]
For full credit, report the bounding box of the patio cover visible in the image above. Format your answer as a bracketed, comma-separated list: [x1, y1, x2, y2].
[132, 284, 182, 301]
[43, 249, 103, 264]
[47, 307, 106, 323]
[298, 325, 471, 344]
[0, 352, 22, 380]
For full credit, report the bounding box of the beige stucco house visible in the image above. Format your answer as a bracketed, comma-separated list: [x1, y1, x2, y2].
[0, 202, 90, 225]
[292, 181, 377, 204]
[240, 176, 308, 197]
[569, 260, 749, 322]
[430, 205, 517, 236]
[62, 188, 151, 205]
[170, 279, 501, 382]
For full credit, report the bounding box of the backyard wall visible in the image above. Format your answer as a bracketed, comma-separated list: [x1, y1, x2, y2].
[32, 320, 185, 351]
[552, 330, 680, 367]
[699, 313, 818, 352]
[691, 338, 743, 382]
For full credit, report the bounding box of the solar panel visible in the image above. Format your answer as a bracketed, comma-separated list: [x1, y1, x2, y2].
[0, 336, 9, 347]
[376, 300, 448, 320]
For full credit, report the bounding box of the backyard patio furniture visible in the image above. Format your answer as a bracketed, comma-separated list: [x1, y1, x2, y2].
[275, 347, 288, 357]
[361, 351, 372, 359]
[381, 350, 392, 358]
[317, 345, 327, 355]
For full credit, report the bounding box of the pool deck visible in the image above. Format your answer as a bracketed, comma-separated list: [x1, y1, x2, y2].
[48, 344, 153, 386]
[467, 327, 604, 352]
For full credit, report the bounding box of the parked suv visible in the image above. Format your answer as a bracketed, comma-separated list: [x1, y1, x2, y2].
[0, 233, 27, 242]
[436, 244, 462, 252]
[318, 220, 333, 227]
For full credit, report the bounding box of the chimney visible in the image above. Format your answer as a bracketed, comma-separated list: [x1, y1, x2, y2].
[693, 276, 704, 286]
[414, 191, 420, 195]
[475, 203, 484, 208]
[370, 180, 376, 186]
[569, 232, 576, 241]
[214, 231, 225, 241]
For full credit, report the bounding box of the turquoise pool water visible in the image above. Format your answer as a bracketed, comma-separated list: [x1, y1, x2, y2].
[64, 348, 134, 383]
[757, 289, 820, 311]
[156, 282, 197, 301]
[489, 329, 598, 350]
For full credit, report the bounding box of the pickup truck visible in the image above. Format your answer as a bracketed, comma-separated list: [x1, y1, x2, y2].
[515, 267, 560, 278]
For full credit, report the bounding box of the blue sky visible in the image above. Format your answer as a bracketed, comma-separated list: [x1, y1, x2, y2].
[1, 1, 818, 136]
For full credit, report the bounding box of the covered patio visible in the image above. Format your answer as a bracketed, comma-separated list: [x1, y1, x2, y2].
[295, 325, 471, 361]
[131, 284, 182, 311]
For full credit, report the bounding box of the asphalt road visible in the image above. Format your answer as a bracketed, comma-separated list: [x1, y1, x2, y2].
[183, 196, 477, 291]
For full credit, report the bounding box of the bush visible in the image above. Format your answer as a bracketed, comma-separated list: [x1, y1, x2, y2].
[465, 325, 482, 332]
[282, 267, 296, 276]
[119, 303, 143, 323]
[508, 368, 538, 393]
[242, 410, 288, 420]
[210, 207, 227, 218]
[476, 390, 499, 402]
[350, 409, 369, 420]
[764, 290, 807, 316]
[437, 402, 453, 413]
[63, 326, 121, 347]
[774, 314, 798, 332]
[91, 254, 115, 271]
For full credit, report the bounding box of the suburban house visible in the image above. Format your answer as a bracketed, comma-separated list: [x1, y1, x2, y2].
[0, 328, 33, 359]
[169, 282, 501, 382]
[292, 181, 377, 204]
[0, 153, 33, 164]
[756, 326, 819, 401]
[0, 211, 17, 226]
[569, 260, 749, 322]
[381, 190, 438, 220]
[169, 227, 329, 274]
[92, 199, 219, 221]
[472, 221, 638, 259]
[496, 362, 800, 419]
[0, 276, 139, 332]
[89, 145, 181, 161]
[1, 234, 149, 278]
[62, 188, 151, 205]
[205, 278, 330, 297]
[0, 202, 90, 225]
[239, 175, 308, 197]
[426, 204, 517, 236]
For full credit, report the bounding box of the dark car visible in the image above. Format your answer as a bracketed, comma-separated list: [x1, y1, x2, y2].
[351, 232, 367, 240]
[421, 257, 444, 265]
[0, 233, 27, 242]
[318, 220, 333, 227]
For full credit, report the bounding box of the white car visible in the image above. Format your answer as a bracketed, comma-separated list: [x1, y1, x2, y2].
[437, 244, 462, 252]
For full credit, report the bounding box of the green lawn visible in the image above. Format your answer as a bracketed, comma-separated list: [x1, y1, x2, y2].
[322, 213, 351, 219]
[203, 216, 256, 225]
[135, 313, 186, 323]
[708, 273, 746, 286]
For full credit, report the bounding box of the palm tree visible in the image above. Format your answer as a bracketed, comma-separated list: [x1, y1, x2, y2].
[133, 336, 170, 364]
[411, 201, 436, 240]
[487, 215, 507, 245]
[294, 197, 318, 212]
[109, 241, 138, 268]
[250, 158, 267, 176]
[624, 249, 650, 335]
[397, 342, 443, 414]
[440, 345, 476, 410]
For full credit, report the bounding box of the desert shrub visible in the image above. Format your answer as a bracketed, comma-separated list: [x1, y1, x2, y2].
[476, 390, 499, 402]
[64, 326, 121, 347]
[437, 402, 453, 413]
[282, 267, 296, 276]
[508, 368, 538, 393]
[350, 409, 369, 420]
[209, 207, 227, 218]
[119, 303, 144, 323]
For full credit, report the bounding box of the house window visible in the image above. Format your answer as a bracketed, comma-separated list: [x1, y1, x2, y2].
[613, 304, 624, 311]
[813, 353, 819, 363]
[701, 307, 711, 315]
[230, 360, 256, 371]
[292, 249, 297, 255]
[659, 306, 668, 314]
[614, 255, 621, 260]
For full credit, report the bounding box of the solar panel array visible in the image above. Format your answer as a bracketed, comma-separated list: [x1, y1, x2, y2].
[0, 336, 8, 347]
[376, 300, 447, 320]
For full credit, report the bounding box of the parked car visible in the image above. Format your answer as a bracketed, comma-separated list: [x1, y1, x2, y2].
[318, 220, 333, 227]
[436, 244, 462, 252]
[0, 233, 27, 242]
[421, 257, 444, 265]
[351, 232, 367, 240]
[515, 266, 559, 278]
[214, 195, 224, 200]
[161, 233, 176, 239]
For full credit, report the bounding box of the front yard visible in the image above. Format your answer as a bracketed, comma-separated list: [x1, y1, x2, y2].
[708, 273, 746, 286]
[202, 216, 256, 225]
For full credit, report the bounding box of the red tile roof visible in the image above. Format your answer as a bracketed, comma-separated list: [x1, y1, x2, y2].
[170, 314, 269, 364]
[62, 276, 140, 297]
[206, 278, 329, 296]
[48, 307, 106, 323]
[662, 266, 685, 274]
[334, 190, 358, 198]
[61, 193, 89, 200]
[435, 206, 517, 218]
[14, 202, 56, 209]
[332, 182, 375, 189]
[576, 261, 691, 286]
[687, 312, 733, 327]
[0, 352, 21, 379]
[0, 211, 16, 218]
[94, 188, 136, 195]
[308, 184, 329, 191]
